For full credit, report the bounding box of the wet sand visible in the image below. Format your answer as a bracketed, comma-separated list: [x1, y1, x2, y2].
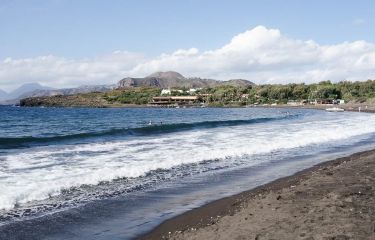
[141, 149, 375, 240]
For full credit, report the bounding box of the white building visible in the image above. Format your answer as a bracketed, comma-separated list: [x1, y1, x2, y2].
[161, 89, 171, 95]
[161, 89, 185, 95]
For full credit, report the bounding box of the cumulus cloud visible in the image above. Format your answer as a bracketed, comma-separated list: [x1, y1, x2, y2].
[1, 25, 375, 91]
[0, 51, 146, 91]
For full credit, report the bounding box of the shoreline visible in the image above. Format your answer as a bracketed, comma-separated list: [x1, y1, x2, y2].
[260, 103, 375, 113]
[140, 149, 375, 239]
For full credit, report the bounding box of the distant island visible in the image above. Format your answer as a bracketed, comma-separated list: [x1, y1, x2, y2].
[17, 71, 375, 108]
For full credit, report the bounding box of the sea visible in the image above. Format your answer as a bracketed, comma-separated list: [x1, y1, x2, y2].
[0, 106, 375, 239]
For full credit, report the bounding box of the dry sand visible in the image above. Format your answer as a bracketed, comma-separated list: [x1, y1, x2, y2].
[141, 150, 375, 240]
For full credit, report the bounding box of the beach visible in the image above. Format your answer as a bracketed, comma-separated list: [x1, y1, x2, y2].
[1, 107, 375, 240]
[142, 149, 375, 240]
[3, 2, 375, 239]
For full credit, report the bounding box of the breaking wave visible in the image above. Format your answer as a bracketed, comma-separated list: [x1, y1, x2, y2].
[0, 115, 293, 148]
[1, 111, 375, 211]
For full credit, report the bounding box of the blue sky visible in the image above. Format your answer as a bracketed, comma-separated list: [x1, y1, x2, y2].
[1, 0, 375, 91]
[0, 0, 374, 59]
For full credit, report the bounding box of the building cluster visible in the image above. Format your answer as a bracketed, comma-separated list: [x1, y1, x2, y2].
[286, 99, 345, 106]
[150, 88, 207, 107]
[150, 88, 347, 107]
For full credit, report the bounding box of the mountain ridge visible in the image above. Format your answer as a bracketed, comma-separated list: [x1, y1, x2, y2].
[0, 83, 114, 104]
[8, 83, 54, 99]
[118, 71, 255, 89]
[3, 72, 254, 105]
[0, 83, 53, 102]
[18, 85, 115, 99]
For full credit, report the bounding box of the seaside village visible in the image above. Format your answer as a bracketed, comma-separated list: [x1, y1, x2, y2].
[149, 87, 346, 108]
[149, 88, 209, 107]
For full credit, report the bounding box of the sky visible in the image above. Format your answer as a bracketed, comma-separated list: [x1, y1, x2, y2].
[0, 0, 375, 91]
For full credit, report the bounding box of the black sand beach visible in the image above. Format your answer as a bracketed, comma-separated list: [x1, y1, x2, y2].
[141, 149, 375, 240]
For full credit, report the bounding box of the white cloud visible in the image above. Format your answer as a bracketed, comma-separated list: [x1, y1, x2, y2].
[0, 51, 146, 91]
[1, 25, 375, 91]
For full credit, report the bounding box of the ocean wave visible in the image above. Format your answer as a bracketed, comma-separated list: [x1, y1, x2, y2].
[1, 112, 375, 211]
[0, 115, 293, 148]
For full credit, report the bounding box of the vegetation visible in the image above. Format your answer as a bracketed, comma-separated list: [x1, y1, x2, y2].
[21, 80, 375, 107]
[197, 80, 375, 105]
[103, 87, 161, 105]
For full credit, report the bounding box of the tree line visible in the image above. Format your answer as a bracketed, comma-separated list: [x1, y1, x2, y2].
[198, 80, 375, 105]
[103, 80, 375, 105]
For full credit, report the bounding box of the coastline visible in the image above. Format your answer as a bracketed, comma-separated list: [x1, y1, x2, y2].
[140, 149, 375, 240]
[1, 105, 374, 239]
[14, 102, 375, 113]
[259, 103, 375, 113]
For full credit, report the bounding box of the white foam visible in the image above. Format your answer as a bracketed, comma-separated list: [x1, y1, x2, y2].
[1, 112, 375, 210]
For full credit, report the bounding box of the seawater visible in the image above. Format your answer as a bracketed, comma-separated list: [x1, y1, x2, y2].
[0, 106, 375, 239]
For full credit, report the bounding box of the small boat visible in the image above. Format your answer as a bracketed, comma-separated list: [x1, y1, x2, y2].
[326, 107, 344, 112]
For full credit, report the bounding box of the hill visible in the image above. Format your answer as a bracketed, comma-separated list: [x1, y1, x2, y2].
[19, 79, 375, 108]
[18, 85, 114, 99]
[5, 72, 253, 105]
[7, 83, 54, 100]
[118, 71, 255, 89]
[0, 83, 54, 104]
[1, 84, 114, 105]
